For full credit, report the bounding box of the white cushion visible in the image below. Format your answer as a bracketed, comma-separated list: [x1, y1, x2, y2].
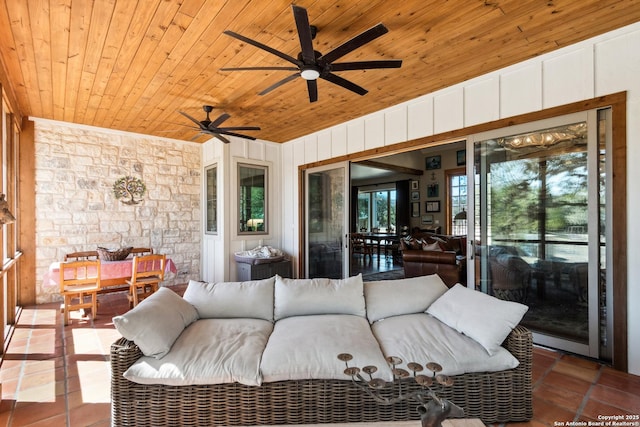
[422, 241, 442, 251]
[427, 284, 528, 355]
[183, 277, 275, 321]
[364, 274, 449, 324]
[372, 313, 519, 376]
[112, 287, 198, 359]
[274, 275, 365, 320]
[260, 314, 393, 382]
[124, 318, 273, 386]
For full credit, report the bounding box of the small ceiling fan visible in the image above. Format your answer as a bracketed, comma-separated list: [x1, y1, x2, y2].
[178, 105, 261, 143]
[220, 5, 402, 103]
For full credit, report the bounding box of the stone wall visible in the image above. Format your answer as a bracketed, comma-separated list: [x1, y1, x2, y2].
[34, 119, 202, 303]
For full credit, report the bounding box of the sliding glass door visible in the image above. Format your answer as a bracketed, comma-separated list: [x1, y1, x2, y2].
[305, 162, 349, 278]
[469, 110, 610, 359]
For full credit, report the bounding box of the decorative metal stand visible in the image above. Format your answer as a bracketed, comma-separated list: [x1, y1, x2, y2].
[338, 353, 464, 427]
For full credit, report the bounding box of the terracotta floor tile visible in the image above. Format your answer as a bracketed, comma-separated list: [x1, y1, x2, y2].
[68, 402, 111, 427]
[10, 401, 67, 426]
[533, 383, 585, 412]
[552, 359, 600, 383]
[532, 396, 577, 424]
[589, 383, 640, 413]
[543, 370, 592, 395]
[18, 413, 67, 427]
[598, 367, 640, 394]
[581, 398, 636, 419]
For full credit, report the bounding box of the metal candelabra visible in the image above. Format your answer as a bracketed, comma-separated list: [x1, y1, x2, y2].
[337, 353, 464, 427]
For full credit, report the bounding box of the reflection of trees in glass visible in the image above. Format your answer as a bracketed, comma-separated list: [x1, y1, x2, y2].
[490, 152, 588, 239]
[375, 191, 389, 228]
[206, 166, 217, 233]
[239, 164, 267, 232]
[356, 189, 397, 232]
[357, 193, 369, 230]
[389, 191, 396, 230]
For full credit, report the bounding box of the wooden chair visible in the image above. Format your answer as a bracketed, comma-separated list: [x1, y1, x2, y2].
[350, 233, 373, 263]
[126, 254, 166, 307]
[64, 250, 99, 261]
[59, 260, 101, 325]
[130, 247, 154, 257]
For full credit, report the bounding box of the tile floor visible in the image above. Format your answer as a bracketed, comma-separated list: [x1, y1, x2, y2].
[0, 286, 639, 427]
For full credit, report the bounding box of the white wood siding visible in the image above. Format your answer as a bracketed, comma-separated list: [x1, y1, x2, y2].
[275, 22, 640, 374]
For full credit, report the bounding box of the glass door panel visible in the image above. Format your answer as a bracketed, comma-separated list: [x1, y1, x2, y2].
[471, 111, 603, 357]
[305, 162, 349, 279]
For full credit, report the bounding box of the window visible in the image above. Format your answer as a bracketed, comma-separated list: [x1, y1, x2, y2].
[447, 168, 467, 235]
[357, 188, 396, 232]
[205, 165, 217, 234]
[238, 164, 267, 234]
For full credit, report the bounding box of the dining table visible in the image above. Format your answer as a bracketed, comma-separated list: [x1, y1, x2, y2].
[360, 232, 400, 257]
[43, 257, 177, 294]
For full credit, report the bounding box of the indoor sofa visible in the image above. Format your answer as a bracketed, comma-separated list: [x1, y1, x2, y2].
[110, 274, 532, 427]
[401, 233, 467, 286]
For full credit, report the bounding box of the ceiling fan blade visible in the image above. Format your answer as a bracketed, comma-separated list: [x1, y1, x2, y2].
[179, 111, 206, 128]
[217, 126, 261, 131]
[202, 131, 231, 144]
[223, 30, 300, 67]
[215, 134, 231, 144]
[321, 73, 368, 96]
[321, 23, 389, 64]
[220, 66, 300, 71]
[292, 5, 316, 64]
[190, 132, 206, 141]
[259, 73, 300, 95]
[214, 130, 257, 140]
[330, 60, 403, 71]
[307, 80, 318, 103]
[209, 113, 230, 128]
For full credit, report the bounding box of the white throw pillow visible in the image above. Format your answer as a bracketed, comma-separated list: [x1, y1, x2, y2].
[422, 241, 442, 251]
[364, 274, 448, 324]
[183, 277, 275, 321]
[274, 274, 365, 320]
[426, 284, 528, 355]
[112, 287, 198, 359]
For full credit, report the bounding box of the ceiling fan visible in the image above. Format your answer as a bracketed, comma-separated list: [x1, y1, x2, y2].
[220, 5, 402, 103]
[178, 105, 261, 143]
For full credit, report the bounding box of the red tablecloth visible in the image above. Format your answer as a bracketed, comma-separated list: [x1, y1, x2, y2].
[43, 258, 177, 288]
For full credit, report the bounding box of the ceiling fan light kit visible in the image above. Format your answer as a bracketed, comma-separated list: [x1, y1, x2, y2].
[300, 67, 320, 81]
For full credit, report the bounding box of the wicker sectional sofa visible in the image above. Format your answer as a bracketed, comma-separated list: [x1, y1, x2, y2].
[110, 274, 533, 427]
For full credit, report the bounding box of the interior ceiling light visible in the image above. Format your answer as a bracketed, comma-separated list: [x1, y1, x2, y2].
[496, 123, 587, 149]
[300, 67, 320, 80]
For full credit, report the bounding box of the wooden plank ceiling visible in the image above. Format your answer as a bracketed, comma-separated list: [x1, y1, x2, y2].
[1, 0, 639, 143]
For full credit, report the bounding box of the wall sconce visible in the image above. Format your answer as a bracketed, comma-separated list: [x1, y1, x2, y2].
[0, 194, 16, 224]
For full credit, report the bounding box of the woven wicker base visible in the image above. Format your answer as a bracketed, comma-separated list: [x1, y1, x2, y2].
[111, 326, 532, 427]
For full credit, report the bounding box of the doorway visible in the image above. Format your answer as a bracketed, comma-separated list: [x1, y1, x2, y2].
[305, 162, 349, 279]
[470, 110, 611, 360]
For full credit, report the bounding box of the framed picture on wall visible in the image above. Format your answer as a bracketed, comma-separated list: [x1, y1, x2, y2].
[411, 202, 420, 217]
[457, 150, 466, 166]
[427, 183, 439, 198]
[425, 155, 441, 170]
[411, 191, 420, 201]
[425, 201, 440, 212]
[411, 180, 419, 190]
[421, 214, 434, 225]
